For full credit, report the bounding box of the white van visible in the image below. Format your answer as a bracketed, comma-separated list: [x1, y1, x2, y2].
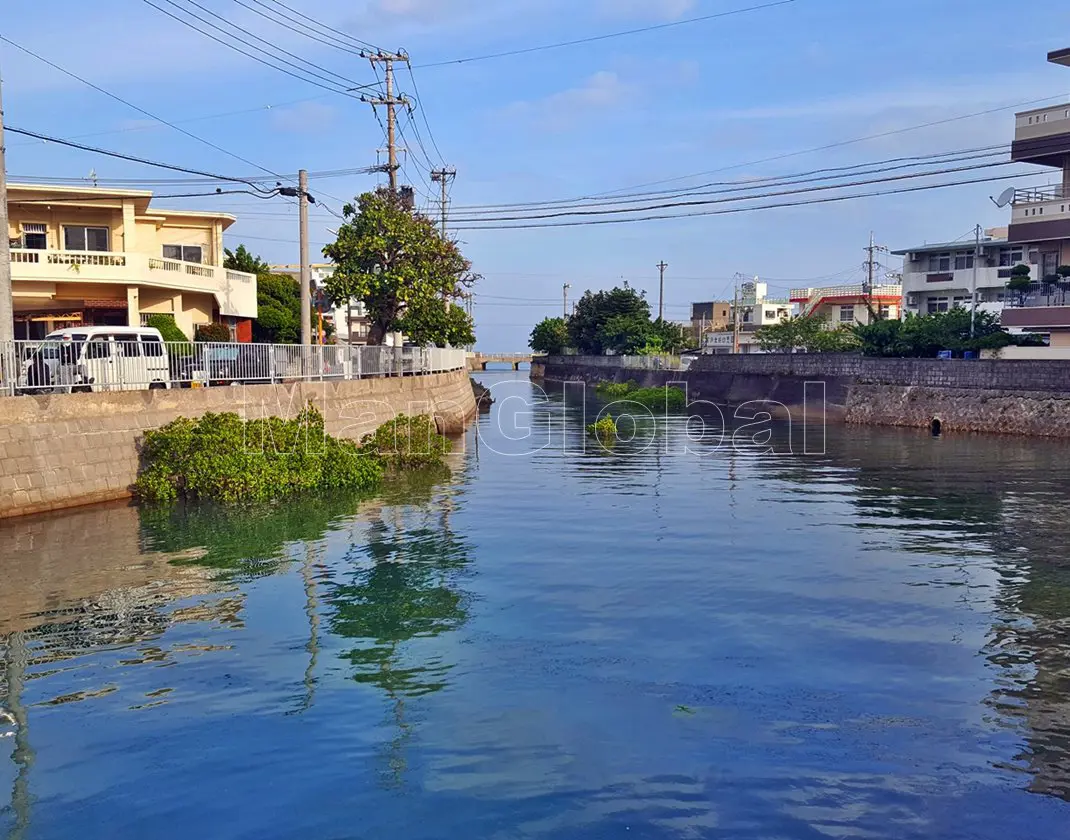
[40, 327, 172, 392]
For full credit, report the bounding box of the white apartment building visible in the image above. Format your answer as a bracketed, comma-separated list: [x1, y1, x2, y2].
[891, 233, 1034, 318]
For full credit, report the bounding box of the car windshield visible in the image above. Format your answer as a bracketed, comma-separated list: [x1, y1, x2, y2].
[43, 333, 88, 364]
[205, 346, 240, 362]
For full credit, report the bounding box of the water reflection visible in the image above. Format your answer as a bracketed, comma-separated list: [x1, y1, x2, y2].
[5, 376, 1070, 837]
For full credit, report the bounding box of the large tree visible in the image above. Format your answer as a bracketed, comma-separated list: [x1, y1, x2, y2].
[567, 284, 650, 355]
[398, 300, 475, 347]
[223, 244, 270, 275]
[322, 189, 477, 345]
[529, 317, 569, 354]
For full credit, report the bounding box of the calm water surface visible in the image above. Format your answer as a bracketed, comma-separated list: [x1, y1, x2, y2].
[3, 371, 1070, 838]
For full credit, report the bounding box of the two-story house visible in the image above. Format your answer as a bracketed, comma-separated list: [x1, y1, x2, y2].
[7, 183, 257, 340]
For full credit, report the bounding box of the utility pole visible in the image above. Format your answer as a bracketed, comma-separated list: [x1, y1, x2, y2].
[0, 72, 13, 345]
[657, 261, 668, 321]
[299, 168, 312, 348]
[430, 168, 456, 237]
[732, 273, 742, 354]
[863, 232, 888, 323]
[363, 51, 410, 192]
[563, 283, 571, 319]
[971, 223, 982, 338]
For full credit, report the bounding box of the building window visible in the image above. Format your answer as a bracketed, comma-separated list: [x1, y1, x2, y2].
[21, 223, 47, 250]
[954, 252, 974, 271]
[928, 253, 951, 272]
[839, 305, 854, 323]
[879, 304, 891, 319]
[999, 247, 1024, 267]
[162, 244, 203, 263]
[927, 297, 950, 314]
[63, 225, 110, 252]
[952, 296, 970, 309]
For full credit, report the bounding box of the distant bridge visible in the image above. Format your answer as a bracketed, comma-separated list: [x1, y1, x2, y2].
[467, 352, 536, 371]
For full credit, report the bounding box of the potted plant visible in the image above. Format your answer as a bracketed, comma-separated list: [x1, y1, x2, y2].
[1006, 264, 1033, 307]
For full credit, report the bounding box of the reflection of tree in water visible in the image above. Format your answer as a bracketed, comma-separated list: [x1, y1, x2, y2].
[321, 465, 472, 786]
[138, 489, 376, 582]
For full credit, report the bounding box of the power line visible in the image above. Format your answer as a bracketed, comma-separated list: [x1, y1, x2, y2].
[453, 171, 1036, 230]
[405, 61, 445, 165]
[587, 93, 1070, 198]
[451, 147, 1015, 217]
[145, 0, 364, 92]
[414, 0, 797, 68]
[449, 158, 1022, 223]
[5, 126, 278, 186]
[138, 0, 358, 96]
[254, 0, 380, 51]
[0, 34, 284, 179]
[229, 0, 376, 55]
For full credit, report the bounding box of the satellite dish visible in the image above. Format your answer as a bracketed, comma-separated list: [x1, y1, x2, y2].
[991, 187, 1016, 208]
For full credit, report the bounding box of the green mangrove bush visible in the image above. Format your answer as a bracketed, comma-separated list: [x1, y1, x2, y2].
[135, 404, 449, 505]
[362, 414, 452, 469]
[595, 380, 686, 411]
[586, 414, 618, 442]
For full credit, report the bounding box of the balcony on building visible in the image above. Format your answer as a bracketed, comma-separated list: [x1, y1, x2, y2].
[999, 277, 1070, 331]
[7, 183, 257, 340]
[1007, 185, 1070, 243]
[1011, 102, 1070, 166]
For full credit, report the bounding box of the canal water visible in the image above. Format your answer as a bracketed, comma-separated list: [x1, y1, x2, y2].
[2, 371, 1070, 839]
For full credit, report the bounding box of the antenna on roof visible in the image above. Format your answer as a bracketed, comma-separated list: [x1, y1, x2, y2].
[88, 169, 98, 188]
[990, 187, 1016, 208]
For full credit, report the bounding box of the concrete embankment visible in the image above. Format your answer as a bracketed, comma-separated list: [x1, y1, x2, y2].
[0, 370, 476, 520]
[534, 354, 1070, 438]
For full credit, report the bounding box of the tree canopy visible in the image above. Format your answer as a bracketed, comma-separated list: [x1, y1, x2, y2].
[567, 285, 651, 355]
[223, 244, 270, 276]
[755, 314, 859, 353]
[528, 317, 568, 354]
[852, 308, 1033, 357]
[322, 188, 477, 345]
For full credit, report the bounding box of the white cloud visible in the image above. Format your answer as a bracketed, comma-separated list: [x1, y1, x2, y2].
[270, 101, 338, 133]
[506, 71, 632, 130]
[597, 0, 697, 21]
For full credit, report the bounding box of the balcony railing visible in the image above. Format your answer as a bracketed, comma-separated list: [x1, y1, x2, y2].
[11, 248, 257, 319]
[1003, 281, 1070, 308]
[1014, 185, 1070, 204]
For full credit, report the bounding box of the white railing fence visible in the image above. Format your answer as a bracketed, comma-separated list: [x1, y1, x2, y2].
[0, 340, 467, 397]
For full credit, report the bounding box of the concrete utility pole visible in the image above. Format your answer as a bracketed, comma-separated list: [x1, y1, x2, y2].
[732, 274, 742, 354]
[563, 283, 571, 319]
[0, 72, 13, 345]
[657, 261, 668, 321]
[430, 167, 456, 237]
[299, 168, 312, 348]
[971, 223, 982, 338]
[364, 52, 410, 192]
[863, 232, 889, 323]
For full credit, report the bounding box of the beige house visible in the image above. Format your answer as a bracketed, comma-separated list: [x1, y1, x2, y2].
[7, 183, 257, 340]
[790, 283, 902, 325]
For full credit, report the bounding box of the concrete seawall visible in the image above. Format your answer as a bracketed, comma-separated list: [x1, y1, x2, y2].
[0, 370, 476, 520]
[536, 354, 1070, 437]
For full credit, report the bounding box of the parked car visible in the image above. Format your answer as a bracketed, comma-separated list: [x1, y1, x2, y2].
[33, 327, 171, 392]
[18, 341, 65, 393]
[204, 344, 277, 386]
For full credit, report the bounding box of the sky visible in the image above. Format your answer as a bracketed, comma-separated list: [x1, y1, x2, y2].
[4, 0, 1070, 349]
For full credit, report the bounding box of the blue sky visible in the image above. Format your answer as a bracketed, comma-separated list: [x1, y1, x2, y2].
[4, 0, 1070, 348]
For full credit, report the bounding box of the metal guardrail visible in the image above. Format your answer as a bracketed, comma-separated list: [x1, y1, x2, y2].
[0, 340, 467, 396]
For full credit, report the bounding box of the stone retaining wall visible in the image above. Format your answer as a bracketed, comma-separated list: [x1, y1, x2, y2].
[0, 370, 476, 519]
[537, 354, 1070, 437]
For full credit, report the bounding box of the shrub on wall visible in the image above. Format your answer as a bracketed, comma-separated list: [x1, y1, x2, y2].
[195, 322, 233, 342]
[134, 404, 450, 505]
